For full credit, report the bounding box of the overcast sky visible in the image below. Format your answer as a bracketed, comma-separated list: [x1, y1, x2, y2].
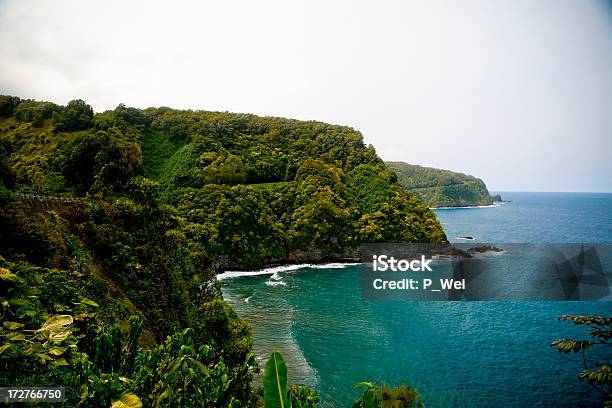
[1, 0, 611, 192]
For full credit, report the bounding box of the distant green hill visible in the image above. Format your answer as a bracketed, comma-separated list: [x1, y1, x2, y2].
[386, 161, 497, 207]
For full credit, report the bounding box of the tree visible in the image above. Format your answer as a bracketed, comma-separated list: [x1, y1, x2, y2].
[0, 138, 13, 189]
[0, 95, 20, 117]
[54, 99, 94, 131]
[288, 159, 356, 250]
[14, 100, 60, 126]
[551, 315, 612, 406]
[61, 130, 143, 195]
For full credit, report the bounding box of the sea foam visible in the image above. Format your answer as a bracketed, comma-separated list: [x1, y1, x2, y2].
[433, 202, 504, 210]
[217, 262, 360, 281]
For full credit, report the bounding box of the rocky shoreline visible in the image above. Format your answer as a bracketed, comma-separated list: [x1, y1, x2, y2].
[211, 246, 362, 272]
[211, 242, 489, 272]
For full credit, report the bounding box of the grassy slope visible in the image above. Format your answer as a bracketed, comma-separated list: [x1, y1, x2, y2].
[141, 134, 291, 194]
[140, 129, 185, 180]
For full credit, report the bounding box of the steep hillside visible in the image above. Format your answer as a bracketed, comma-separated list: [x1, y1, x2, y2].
[0, 96, 446, 266]
[0, 95, 445, 406]
[386, 161, 496, 207]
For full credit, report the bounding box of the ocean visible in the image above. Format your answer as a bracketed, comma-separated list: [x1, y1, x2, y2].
[221, 191, 612, 407]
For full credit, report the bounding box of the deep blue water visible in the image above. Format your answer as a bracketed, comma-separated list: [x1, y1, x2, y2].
[438, 191, 612, 243]
[221, 192, 612, 407]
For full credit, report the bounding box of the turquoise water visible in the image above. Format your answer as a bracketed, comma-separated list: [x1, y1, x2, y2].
[221, 192, 612, 407]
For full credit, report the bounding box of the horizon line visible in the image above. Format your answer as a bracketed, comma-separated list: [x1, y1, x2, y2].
[490, 190, 612, 194]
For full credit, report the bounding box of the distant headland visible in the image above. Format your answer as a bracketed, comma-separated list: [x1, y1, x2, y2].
[386, 161, 501, 208]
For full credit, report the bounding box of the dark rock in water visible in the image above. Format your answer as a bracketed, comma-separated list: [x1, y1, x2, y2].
[459, 236, 475, 240]
[491, 194, 503, 202]
[469, 245, 503, 253]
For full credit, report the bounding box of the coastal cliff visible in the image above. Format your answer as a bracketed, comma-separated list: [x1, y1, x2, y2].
[386, 161, 498, 208]
[0, 96, 448, 404]
[0, 96, 446, 270]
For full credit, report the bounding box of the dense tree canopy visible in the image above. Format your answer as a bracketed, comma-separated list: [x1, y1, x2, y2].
[53, 99, 94, 131]
[0, 96, 445, 267]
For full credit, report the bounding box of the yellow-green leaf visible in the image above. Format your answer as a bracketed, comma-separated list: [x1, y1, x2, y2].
[36, 353, 51, 362]
[110, 392, 143, 408]
[3, 321, 24, 330]
[80, 384, 88, 401]
[48, 346, 68, 356]
[0, 267, 18, 282]
[53, 357, 69, 366]
[40, 315, 73, 331]
[7, 332, 26, 341]
[80, 299, 99, 308]
[36, 315, 73, 342]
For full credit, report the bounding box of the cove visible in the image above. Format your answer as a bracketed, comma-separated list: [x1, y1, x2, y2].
[222, 192, 612, 407]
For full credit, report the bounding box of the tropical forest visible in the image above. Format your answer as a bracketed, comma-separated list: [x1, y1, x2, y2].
[0, 95, 446, 407]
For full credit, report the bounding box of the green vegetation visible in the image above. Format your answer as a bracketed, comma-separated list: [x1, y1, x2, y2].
[386, 161, 496, 208]
[263, 352, 291, 408]
[0, 96, 445, 266]
[0, 95, 445, 406]
[551, 315, 612, 406]
[352, 381, 424, 408]
[0, 197, 254, 405]
[260, 351, 424, 408]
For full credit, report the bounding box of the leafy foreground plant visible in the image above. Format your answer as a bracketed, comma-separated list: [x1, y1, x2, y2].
[262, 351, 316, 408]
[262, 351, 423, 408]
[1, 311, 256, 407]
[551, 315, 612, 407]
[352, 381, 424, 408]
[0, 250, 256, 407]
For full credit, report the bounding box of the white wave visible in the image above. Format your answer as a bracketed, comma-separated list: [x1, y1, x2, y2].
[217, 262, 360, 281]
[265, 280, 287, 287]
[456, 236, 476, 240]
[309, 262, 359, 269]
[244, 295, 253, 303]
[270, 271, 282, 280]
[467, 249, 506, 258]
[433, 202, 504, 210]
